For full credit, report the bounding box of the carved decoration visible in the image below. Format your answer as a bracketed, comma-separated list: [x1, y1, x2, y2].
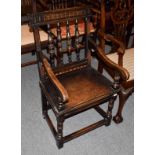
[111, 0, 134, 24]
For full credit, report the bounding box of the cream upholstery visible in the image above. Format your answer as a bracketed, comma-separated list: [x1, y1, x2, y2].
[21, 24, 47, 46]
[107, 48, 134, 81]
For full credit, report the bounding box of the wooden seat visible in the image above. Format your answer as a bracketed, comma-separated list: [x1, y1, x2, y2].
[43, 66, 115, 112]
[30, 0, 127, 149]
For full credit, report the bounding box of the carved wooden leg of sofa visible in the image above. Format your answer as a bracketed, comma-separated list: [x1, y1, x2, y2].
[56, 117, 64, 149]
[113, 87, 134, 124]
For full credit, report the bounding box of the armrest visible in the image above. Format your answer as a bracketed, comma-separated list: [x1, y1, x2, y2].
[88, 38, 129, 81]
[98, 31, 125, 55]
[42, 58, 69, 103]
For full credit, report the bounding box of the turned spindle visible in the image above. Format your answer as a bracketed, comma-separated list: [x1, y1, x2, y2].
[47, 24, 55, 67]
[75, 19, 80, 61]
[57, 22, 63, 65]
[66, 20, 72, 63]
[84, 17, 89, 59]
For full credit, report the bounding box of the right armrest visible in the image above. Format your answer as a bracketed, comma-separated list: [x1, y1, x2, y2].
[97, 46, 129, 81]
[42, 58, 69, 103]
[89, 38, 130, 81]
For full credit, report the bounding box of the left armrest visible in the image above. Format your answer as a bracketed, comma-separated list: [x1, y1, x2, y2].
[42, 58, 69, 103]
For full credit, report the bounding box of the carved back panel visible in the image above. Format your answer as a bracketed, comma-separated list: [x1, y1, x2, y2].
[110, 0, 134, 47]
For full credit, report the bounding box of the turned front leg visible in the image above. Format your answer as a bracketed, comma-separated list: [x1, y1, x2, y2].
[56, 117, 64, 149]
[105, 94, 117, 126]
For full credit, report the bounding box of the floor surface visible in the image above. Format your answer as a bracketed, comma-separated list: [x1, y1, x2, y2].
[21, 62, 134, 155]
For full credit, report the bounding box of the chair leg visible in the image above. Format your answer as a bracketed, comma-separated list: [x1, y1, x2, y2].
[56, 117, 64, 149]
[105, 95, 117, 126]
[98, 61, 104, 74]
[113, 88, 134, 124]
[41, 91, 48, 119]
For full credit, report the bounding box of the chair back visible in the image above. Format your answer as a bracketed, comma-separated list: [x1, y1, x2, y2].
[29, 0, 93, 75]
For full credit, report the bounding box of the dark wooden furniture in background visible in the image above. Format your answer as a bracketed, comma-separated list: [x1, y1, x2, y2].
[21, 24, 48, 67]
[21, 0, 49, 67]
[21, 0, 32, 24]
[97, 0, 134, 123]
[110, 0, 134, 49]
[29, 0, 129, 149]
[21, 0, 36, 67]
[111, 0, 134, 123]
[90, 0, 133, 48]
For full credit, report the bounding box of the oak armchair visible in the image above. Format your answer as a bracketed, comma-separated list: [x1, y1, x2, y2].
[29, 0, 126, 149]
